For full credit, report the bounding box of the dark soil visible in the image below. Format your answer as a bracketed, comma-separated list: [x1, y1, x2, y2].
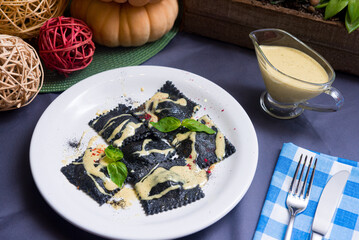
[256, 0, 325, 18]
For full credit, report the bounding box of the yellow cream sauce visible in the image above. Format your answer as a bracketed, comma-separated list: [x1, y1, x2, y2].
[135, 92, 188, 123]
[259, 45, 329, 103]
[134, 115, 226, 201]
[73, 136, 118, 196]
[133, 139, 174, 157]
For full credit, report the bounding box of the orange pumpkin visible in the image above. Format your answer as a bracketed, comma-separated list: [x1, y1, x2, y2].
[99, 0, 162, 7]
[70, 0, 178, 47]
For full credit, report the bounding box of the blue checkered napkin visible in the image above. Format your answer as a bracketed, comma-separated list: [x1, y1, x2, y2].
[253, 143, 359, 240]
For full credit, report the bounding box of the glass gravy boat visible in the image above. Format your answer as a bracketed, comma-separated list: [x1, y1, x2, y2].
[249, 29, 344, 119]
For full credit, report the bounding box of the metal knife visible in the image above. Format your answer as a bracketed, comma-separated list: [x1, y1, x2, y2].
[311, 170, 350, 240]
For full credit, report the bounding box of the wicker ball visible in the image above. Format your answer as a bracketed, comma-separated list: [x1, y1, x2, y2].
[0, 0, 69, 39]
[0, 35, 44, 111]
[38, 16, 95, 76]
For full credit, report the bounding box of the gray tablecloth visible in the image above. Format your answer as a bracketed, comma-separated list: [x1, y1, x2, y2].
[1, 32, 358, 240]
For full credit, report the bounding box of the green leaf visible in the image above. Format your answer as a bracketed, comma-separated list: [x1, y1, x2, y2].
[345, 9, 359, 33]
[107, 162, 128, 187]
[105, 145, 123, 161]
[150, 117, 181, 132]
[315, 2, 329, 8]
[181, 119, 216, 134]
[348, 0, 359, 23]
[150, 117, 216, 134]
[324, 0, 349, 19]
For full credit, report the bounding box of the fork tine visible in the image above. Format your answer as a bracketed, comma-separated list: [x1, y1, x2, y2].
[289, 154, 303, 193]
[300, 156, 313, 197]
[305, 158, 317, 198]
[295, 155, 308, 195]
[285, 156, 317, 240]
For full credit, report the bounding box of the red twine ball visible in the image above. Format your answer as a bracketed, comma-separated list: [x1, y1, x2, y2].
[38, 16, 95, 76]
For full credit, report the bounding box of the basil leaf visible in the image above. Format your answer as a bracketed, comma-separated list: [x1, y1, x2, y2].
[105, 145, 123, 161]
[103, 156, 114, 164]
[324, 0, 349, 19]
[345, 9, 359, 33]
[348, 0, 359, 23]
[107, 162, 128, 187]
[150, 117, 181, 132]
[181, 119, 216, 134]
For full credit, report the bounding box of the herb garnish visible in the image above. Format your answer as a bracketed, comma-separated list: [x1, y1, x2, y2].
[149, 116, 181, 132]
[105, 145, 123, 161]
[150, 117, 216, 134]
[104, 145, 127, 187]
[181, 119, 216, 134]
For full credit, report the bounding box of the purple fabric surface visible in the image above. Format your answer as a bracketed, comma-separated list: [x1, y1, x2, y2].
[0, 32, 358, 240]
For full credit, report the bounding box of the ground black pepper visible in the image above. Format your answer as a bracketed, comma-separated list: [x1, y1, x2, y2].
[68, 139, 80, 149]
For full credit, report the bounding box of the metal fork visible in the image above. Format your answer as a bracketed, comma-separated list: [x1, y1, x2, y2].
[284, 154, 317, 240]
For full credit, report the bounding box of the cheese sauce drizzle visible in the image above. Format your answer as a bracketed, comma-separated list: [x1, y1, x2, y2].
[135, 92, 188, 122]
[98, 114, 132, 135]
[172, 115, 226, 161]
[78, 136, 119, 195]
[112, 122, 142, 147]
[95, 113, 143, 147]
[135, 165, 207, 201]
[200, 115, 225, 160]
[133, 139, 174, 157]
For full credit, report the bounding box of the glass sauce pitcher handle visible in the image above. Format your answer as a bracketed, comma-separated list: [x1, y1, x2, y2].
[299, 87, 344, 112]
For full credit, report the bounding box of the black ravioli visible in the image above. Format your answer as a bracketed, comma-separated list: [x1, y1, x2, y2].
[141, 186, 205, 215]
[62, 81, 238, 213]
[122, 138, 179, 184]
[122, 136, 175, 165]
[61, 155, 119, 206]
[133, 157, 205, 215]
[172, 115, 236, 169]
[149, 181, 179, 196]
[89, 104, 130, 132]
[134, 81, 200, 127]
[89, 104, 150, 147]
[163, 126, 189, 146]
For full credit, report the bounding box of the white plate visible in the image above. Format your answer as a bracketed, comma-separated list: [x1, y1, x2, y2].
[30, 66, 258, 240]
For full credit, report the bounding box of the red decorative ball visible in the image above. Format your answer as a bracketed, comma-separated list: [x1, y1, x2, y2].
[38, 16, 95, 76]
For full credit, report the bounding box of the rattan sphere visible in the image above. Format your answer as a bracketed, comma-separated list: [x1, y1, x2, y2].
[38, 16, 95, 76]
[0, 35, 44, 111]
[0, 0, 69, 39]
